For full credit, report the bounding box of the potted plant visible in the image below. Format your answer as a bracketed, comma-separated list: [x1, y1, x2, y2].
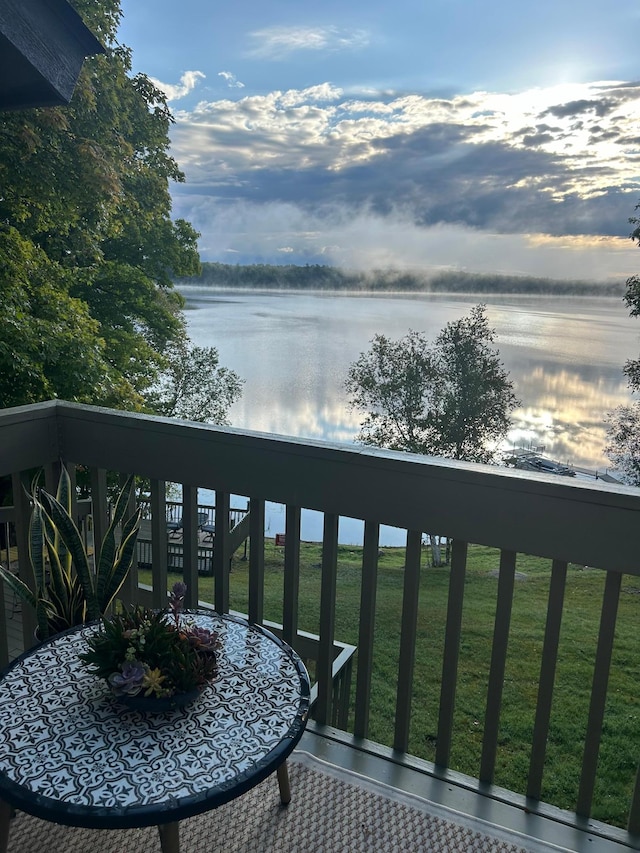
[0, 465, 141, 640]
[79, 582, 220, 711]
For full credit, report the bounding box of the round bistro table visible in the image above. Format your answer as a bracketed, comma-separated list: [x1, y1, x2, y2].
[0, 612, 310, 853]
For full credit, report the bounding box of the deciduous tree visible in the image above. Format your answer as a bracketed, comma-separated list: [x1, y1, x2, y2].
[0, 0, 239, 424]
[345, 305, 518, 464]
[605, 403, 640, 485]
[605, 206, 640, 484]
[148, 342, 243, 425]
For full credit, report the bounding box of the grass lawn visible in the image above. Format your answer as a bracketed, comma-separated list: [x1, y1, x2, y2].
[139, 539, 640, 828]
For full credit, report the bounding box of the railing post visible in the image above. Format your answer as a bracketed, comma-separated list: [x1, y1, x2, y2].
[43, 461, 61, 496]
[150, 480, 168, 609]
[315, 513, 338, 725]
[213, 491, 231, 614]
[248, 499, 265, 625]
[354, 521, 380, 739]
[181, 485, 199, 608]
[436, 538, 468, 768]
[0, 518, 8, 666]
[121, 471, 138, 607]
[282, 505, 301, 647]
[528, 559, 568, 799]
[11, 471, 35, 649]
[89, 467, 108, 573]
[577, 569, 622, 817]
[480, 549, 516, 783]
[394, 529, 422, 752]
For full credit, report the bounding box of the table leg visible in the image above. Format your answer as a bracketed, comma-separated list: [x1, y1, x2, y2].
[0, 800, 12, 853]
[158, 820, 180, 853]
[277, 761, 291, 805]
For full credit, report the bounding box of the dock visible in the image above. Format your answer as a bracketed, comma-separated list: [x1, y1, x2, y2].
[504, 448, 622, 482]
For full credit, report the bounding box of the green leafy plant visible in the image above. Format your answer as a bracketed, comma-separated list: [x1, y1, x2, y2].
[80, 583, 219, 699]
[0, 465, 141, 639]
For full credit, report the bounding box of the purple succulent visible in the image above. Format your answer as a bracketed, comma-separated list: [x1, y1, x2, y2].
[171, 581, 187, 600]
[185, 625, 219, 653]
[168, 582, 187, 628]
[108, 661, 146, 696]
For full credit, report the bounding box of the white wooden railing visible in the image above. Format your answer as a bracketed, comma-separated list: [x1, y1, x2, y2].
[1, 400, 639, 843]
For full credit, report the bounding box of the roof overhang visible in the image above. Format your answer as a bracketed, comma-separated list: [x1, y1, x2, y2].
[0, 0, 105, 110]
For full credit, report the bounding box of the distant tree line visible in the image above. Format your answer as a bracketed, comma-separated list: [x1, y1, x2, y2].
[178, 262, 624, 296]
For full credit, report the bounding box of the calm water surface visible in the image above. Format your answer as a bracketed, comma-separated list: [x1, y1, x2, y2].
[181, 288, 638, 469]
[180, 288, 638, 542]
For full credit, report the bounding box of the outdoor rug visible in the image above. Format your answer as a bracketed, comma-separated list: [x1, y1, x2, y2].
[5, 751, 564, 852]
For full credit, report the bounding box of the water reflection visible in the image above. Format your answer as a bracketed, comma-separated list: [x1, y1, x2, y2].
[182, 288, 637, 471]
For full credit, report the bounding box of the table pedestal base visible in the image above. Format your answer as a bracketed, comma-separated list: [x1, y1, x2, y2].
[158, 820, 179, 853]
[155, 763, 291, 852]
[277, 761, 291, 805]
[0, 799, 11, 853]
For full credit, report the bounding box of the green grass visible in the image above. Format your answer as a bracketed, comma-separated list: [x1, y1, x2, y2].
[139, 541, 640, 828]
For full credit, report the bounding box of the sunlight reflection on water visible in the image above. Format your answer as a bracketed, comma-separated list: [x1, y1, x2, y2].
[183, 288, 638, 544]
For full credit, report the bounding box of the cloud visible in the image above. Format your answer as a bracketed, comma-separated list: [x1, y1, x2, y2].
[247, 25, 370, 59]
[170, 192, 638, 281]
[149, 70, 205, 101]
[541, 98, 619, 119]
[167, 80, 640, 277]
[218, 71, 245, 89]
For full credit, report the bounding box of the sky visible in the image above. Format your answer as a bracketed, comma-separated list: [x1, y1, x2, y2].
[117, 0, 640, 281]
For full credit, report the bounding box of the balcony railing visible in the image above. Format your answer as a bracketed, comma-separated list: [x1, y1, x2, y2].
[1, 400, 639, 847]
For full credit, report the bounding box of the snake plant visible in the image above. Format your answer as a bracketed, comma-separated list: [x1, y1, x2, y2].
[0, 466, 141, 640]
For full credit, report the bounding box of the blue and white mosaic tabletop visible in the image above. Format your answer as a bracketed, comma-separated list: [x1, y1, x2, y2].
[0, 612, 310, 828]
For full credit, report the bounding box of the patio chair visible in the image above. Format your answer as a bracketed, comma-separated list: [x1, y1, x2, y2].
[200, 518, 215, 542]
[166, 517, 183, 539]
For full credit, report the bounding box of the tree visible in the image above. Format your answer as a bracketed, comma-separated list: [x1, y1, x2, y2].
[148, 342, 243, 425]
[345, 305, 518, 464]
[605, 205, 640, 484]
[605, 403, 640, 485]
[346, 305, 517, 565]
[0, 0, 238, 423]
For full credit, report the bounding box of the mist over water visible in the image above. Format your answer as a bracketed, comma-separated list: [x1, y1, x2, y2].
[181, 288, 638, 543]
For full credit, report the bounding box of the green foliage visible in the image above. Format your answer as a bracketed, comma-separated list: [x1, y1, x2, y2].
[0, 466, 141, 638]
[0, 0, 237, 420]
[345, 305, 518, 463]
[605, 202, 640, 483]
[147, 341, 244, 424]
[606, 403, 640, 485]
[0, 226, 121, 408]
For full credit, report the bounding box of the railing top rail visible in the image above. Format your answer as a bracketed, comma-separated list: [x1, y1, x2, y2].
[1, 401, 639, 572]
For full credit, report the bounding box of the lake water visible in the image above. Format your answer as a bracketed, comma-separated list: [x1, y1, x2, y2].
[180, 287, 639, 543]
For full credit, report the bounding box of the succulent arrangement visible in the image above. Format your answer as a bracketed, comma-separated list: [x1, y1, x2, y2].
[79, 582, 220, 701]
